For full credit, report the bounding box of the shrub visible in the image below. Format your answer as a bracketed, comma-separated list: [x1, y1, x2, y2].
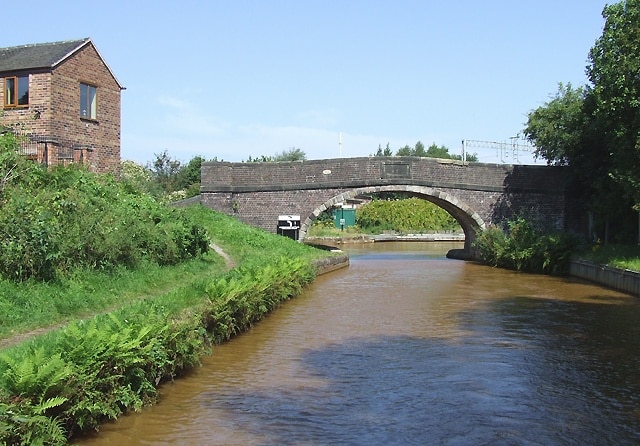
[0, 192, 59, 281]
[0, 159, 210, 281]
[473, 218, 578, 275]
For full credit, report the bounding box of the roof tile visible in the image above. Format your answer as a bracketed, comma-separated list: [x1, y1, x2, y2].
[0, 38, 90, 73]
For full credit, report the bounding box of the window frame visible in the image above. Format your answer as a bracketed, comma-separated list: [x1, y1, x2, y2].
[3, 75, 29, 108]
[79, 82, 97, 120]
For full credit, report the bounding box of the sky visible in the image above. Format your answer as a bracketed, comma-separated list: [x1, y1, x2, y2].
[4, 1, 610, 165]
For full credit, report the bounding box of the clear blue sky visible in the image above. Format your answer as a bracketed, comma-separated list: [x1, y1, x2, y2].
[4, 1, 609, 165]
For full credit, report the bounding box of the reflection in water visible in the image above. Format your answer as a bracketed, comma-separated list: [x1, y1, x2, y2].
[77, 242, 640, 445]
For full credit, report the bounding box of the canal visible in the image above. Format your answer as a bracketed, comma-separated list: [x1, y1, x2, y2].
[77, 242, 640, 445]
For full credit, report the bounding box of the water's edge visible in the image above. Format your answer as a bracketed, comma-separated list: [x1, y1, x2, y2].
[313, 254, 350, 275]
[311, 240, 640, 298]
[569, 260, 640, 296]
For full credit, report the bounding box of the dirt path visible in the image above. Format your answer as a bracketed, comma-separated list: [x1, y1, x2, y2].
[210, 243, 237, 270]
[0, 244, 235, 351]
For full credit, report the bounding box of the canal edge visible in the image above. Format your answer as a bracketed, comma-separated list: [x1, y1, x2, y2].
[569, 260, 640, 297]
[313, 253, 350, 275]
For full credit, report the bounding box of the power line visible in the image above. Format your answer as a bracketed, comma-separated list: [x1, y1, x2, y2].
[462, 137, 536, 164]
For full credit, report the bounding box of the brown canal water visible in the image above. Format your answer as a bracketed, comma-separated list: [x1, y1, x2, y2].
[76, 242, 640, 445]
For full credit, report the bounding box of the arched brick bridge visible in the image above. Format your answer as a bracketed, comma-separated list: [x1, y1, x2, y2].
[199, 157, 577, 256]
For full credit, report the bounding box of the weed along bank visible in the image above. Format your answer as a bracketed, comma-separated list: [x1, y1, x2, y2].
[0, 207, 346, 445]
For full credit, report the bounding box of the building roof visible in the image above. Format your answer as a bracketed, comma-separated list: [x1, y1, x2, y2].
[0, 38, 124, 89]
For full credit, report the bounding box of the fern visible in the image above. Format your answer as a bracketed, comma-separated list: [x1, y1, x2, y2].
[34, 396, 68, 415]
[0, 348, 72, 398]
[0, 398, 68, 445]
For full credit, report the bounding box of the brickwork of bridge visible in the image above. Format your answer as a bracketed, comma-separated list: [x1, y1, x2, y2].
[200, 157, 574, 255]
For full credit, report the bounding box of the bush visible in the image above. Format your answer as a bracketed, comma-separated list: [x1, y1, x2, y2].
[0, 151, 210, 281]
[0, 193, 59, 281]
[473, 218, 578, 275]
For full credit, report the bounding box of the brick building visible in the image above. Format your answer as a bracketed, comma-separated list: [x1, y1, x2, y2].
[0, 38, 124, 174]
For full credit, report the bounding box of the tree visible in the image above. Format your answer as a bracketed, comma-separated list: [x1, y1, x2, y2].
[425, 143, 452, 159]
[394, 142, 429, 157]
[524, 83, 592, 166]
[148, 150, 182, 193]
[396, 145, 413, 156]
[373, 143, 393, 157]
[175, 155, 205, 191]
[124, 153, 212, 200]
[464, 152, 479, 162]
[274, 147, 306, 161]
[246, 148, 306, 162]
[246, 155, 274, 162]
[523, 0, 640, 242]
[389, 141, 477, 161]
[414, 141, 427, 157]
[587, 0, 640, 208]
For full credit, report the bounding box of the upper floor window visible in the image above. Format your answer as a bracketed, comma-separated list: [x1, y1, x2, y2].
[4, 75, 29, 107]
[80, 83, 97, 119]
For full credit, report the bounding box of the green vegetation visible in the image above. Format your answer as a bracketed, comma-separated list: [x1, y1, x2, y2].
[307, 196, 461, 237]
[472, 218, 578, 275]
[306, 220, 363, 237]
[0, 206, 331, 445]
[357, 196, 459, 234]
[0, 133, 335, 445]
[472, 217, 640, 275]
[373, 141, 479, 162]
[524, 0, 640, 244]
[575, 243, 640, 272]
[480, 0, 640, 274]
[0, 254, 224, 340]
[120, 147, 307, 203]
[120, 150, 217, 202]
[0, 138, 209, 283]
[245, 147, 307, 163]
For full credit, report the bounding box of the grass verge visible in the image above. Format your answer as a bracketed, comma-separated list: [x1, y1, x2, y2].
[0, 255, 225, 344]
[574, 243, 640, 271]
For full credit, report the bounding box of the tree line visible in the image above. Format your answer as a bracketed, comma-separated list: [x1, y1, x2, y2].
[372, 141, 478, 162]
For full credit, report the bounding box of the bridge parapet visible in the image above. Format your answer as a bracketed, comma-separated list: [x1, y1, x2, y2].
[201, 156, 564, 194]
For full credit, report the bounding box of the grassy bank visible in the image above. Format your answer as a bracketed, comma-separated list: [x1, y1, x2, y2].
[0, 206, 338, 445]
[574, 243, 640, 272]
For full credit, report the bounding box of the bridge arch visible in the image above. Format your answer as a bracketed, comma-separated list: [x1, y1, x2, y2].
[299, 185, 486, 251]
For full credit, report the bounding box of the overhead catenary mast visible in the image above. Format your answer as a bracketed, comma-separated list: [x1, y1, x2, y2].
[461, 137, 536, 164]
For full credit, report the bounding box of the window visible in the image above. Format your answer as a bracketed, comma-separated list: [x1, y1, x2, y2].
[4, 75, 29, 107]
[80, 83, 97, 119]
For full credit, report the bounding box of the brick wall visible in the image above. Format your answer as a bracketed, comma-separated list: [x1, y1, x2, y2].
[51, 43, 121, 174]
